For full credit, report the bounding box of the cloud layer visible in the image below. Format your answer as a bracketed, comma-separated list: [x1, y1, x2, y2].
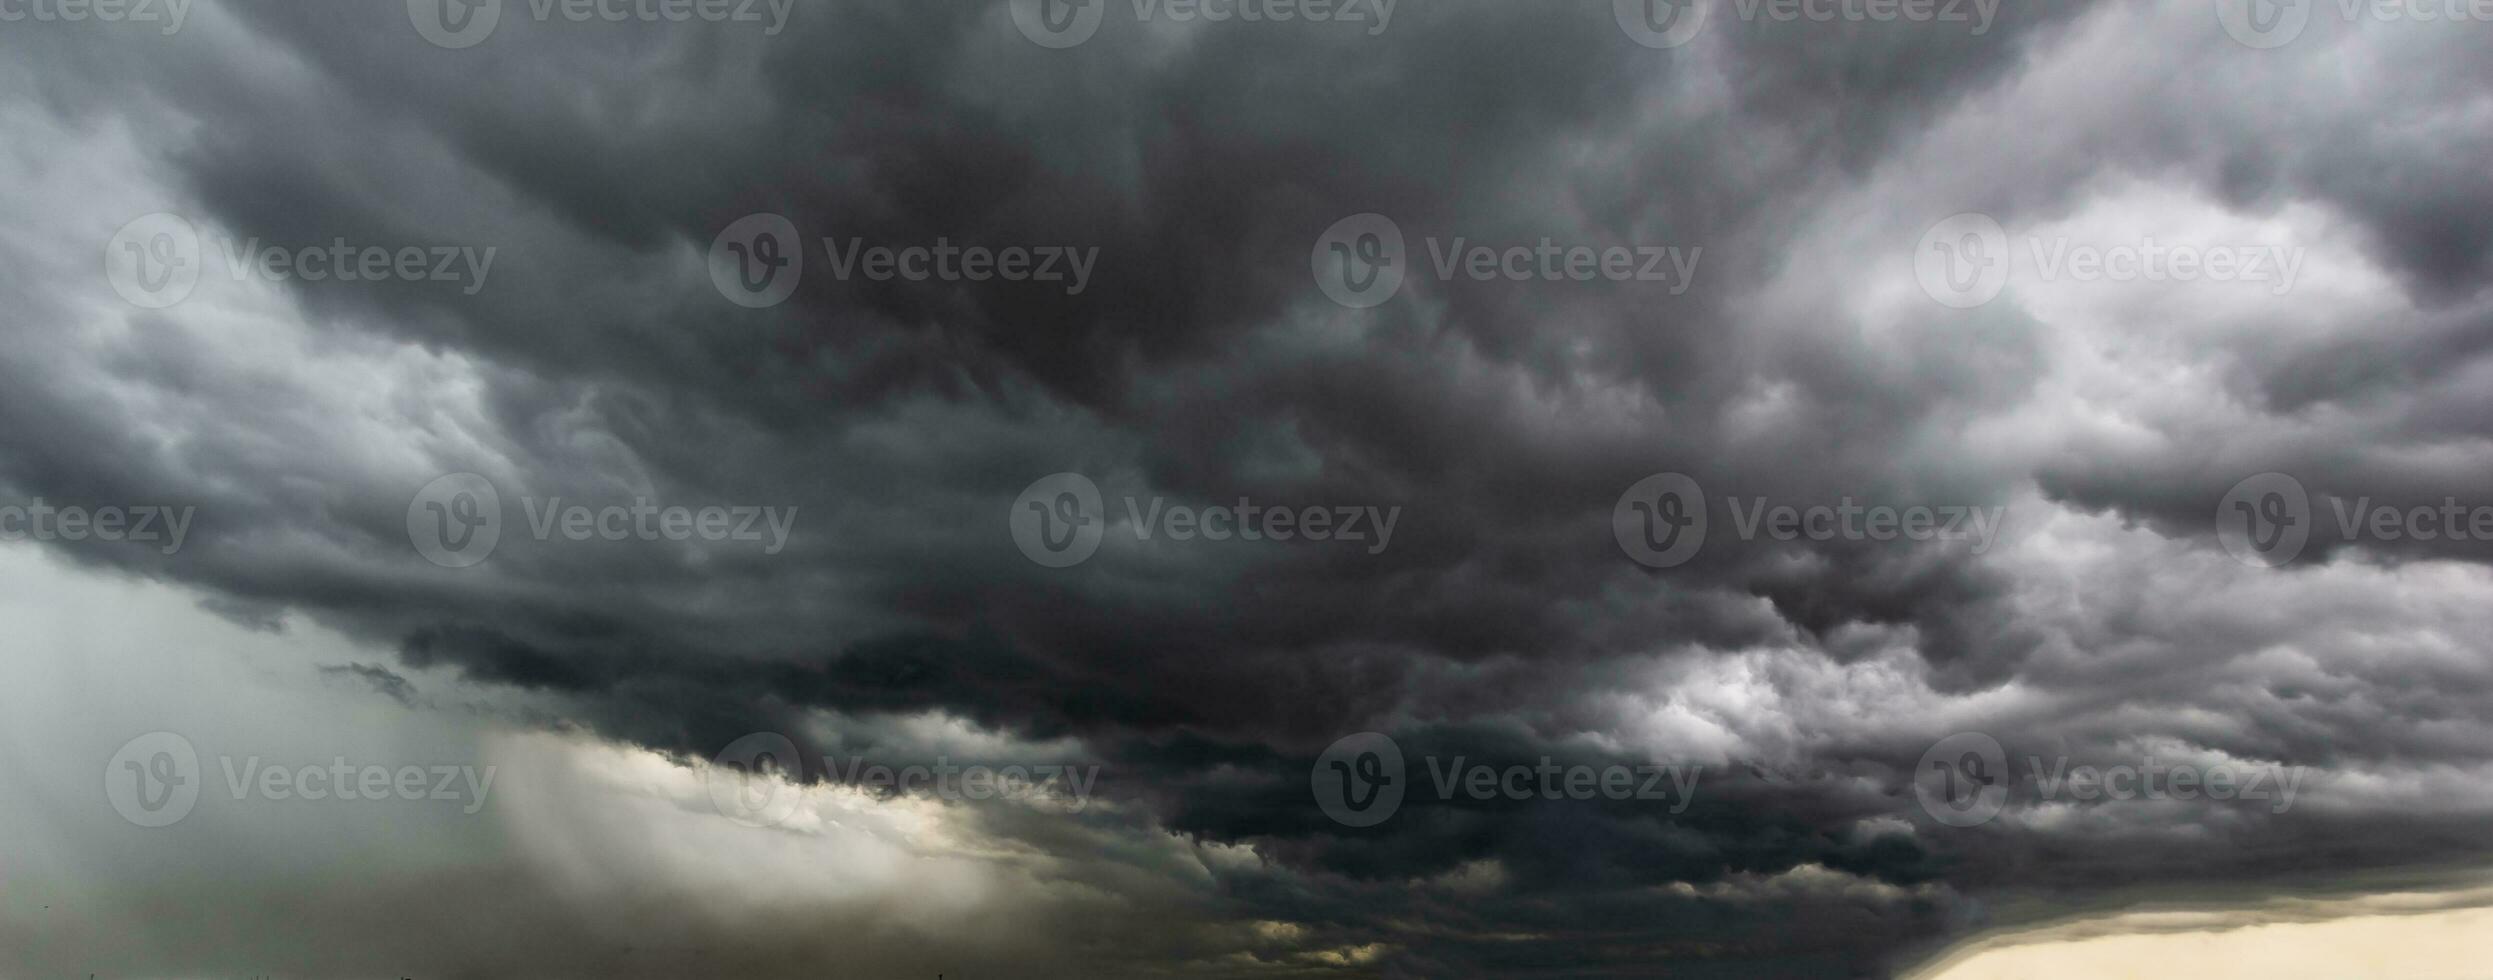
[5, 1, 2493, 976]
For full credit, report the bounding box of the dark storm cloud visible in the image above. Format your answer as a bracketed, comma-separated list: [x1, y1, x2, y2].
[6, 0, 2493, 976]
[318, 660, 420, 705]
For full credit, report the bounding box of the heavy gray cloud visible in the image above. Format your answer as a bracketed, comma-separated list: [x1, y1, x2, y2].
[3, 0, 2492, 976]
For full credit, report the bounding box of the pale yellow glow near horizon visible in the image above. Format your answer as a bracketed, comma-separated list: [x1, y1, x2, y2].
[1916, 905, 2493, 980]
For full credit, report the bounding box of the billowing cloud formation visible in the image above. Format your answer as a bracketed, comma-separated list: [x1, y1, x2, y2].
[3, 0, 2492, 975]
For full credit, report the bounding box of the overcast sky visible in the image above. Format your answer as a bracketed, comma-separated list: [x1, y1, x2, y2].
[4, 1, 2492, 977]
